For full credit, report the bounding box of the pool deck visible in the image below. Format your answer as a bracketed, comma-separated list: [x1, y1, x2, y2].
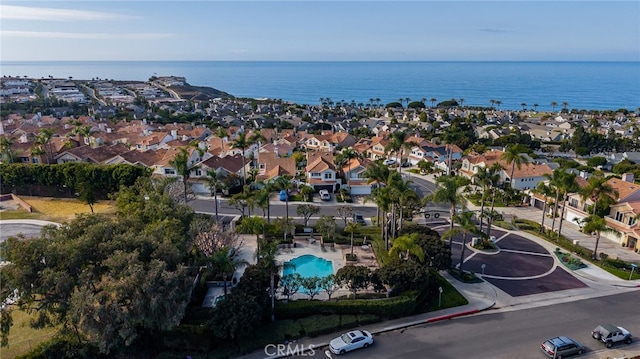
[203, 235, 381, 304]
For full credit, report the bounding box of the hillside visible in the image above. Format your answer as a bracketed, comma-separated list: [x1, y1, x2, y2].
[169, 83, 234, 101]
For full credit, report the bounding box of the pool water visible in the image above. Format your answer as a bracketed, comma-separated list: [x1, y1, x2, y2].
[283, 254, 334, 279]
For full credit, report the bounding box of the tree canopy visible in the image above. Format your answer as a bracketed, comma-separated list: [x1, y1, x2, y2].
[0, 177, 194, 355]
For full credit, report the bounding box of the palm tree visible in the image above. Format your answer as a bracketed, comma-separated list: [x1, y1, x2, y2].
[389, 233, 425, 262]
[442, 211, 482, 273]
[562, 102, 569, 111]
[484, 163, 504, 238]
[170, 147, 191, 203]
[394, 179, 419, 234]
[230, 131, 250, 185]
[458, 98, 465, 107]
[551, 102, 558, 112]
[32, 128, 54, 164]
[206, 170, 227, 223]
[501, 144, 530, 189]
[363, 162, 391, 229]
[273, 175, 295, 241]
[582, 215, 620, 260]
[366, 186, 392, 249]
[425, 175, 470, 250]
[520, 102, 527, 111]
[472, 167, 495, 231]
[345, 221, 360, 257]
[430, 98, 437, 107]
[254, 183, 272, 222]
[489, 99, 496, 109]
[533, 103, 539, 111]
[580, 176, 618, 218]
[442, 129, 459, 176]
[495, 100, 502, 110]
[535, 181, 555, 233]
[337, 148, 362, 187]
[555, 171, 579, 238]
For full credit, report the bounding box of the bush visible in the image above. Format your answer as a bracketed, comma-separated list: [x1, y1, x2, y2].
[275, 292, 419, 319]
[345, 253, 357, 261]
[602, 257, 634, 270]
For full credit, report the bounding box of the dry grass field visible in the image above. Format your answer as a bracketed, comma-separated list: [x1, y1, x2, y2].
[0, 196, 116, 223]
[0, 308, 58, 359]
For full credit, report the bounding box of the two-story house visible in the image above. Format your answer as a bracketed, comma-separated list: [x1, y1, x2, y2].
[305, 151, 339, 192]
[342, 157, 374, 195]
[460, 149, 553, 190]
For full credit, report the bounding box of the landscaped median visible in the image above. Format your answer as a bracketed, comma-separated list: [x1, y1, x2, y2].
[513, 219, 640, 280]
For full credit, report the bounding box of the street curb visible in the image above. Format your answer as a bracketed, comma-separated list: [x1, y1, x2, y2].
[261, 305, 493, 359]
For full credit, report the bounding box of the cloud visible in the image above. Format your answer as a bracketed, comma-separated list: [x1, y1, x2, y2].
[1, 31, 178, 40]
[0, 5, 136, 21]
[478, 28, 511, 33]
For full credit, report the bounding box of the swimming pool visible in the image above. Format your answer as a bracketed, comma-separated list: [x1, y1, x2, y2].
[282, 254, 334, 279]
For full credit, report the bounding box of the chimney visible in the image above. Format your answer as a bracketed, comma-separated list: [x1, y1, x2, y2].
[622, 173, 635, 183]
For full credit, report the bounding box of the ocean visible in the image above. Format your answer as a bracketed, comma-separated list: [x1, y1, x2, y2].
[1, 61, 638, 112]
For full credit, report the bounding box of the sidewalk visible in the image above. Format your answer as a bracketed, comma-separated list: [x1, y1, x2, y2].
[236, 271, 498, 359]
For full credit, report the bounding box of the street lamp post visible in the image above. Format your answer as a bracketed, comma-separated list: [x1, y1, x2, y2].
[630, 263, 637, 281]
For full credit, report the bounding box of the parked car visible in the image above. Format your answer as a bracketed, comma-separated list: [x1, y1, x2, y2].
[319, 189, 331, 201]
[353, 213, 366, 225]
[592, 324, 632, 348]
[541, 336, 584, 358]
[382, 159, 396, 166]
[329, 330, 373, 355]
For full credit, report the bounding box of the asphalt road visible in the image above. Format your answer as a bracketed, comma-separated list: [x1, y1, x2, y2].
[292, 291, 640, 359]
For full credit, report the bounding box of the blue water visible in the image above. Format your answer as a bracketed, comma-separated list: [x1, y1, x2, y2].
[283, 254, 333, 279]
[1, 61, 638, 111]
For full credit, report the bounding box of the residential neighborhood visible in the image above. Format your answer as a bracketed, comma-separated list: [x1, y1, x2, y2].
[1, 75, 640, 359]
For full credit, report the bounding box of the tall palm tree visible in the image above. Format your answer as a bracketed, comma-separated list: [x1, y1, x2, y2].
[230, 131, 250, 185]
[472, 167, 491, 231]
[254, 182, 272, 222]
[425, 175, 470, 250]
[582, 215, 619, 260]
[389, 233, 425, 262]
[520, 102, 527, 111]
[394, 179, 419, 233]
[274, 175, 295, 241]
[366, 186, 392, 249]
[484, 162, 504, 238]
[535, 181, 555, 233]
[206, 170, 227, 223]
[443, 211, 482, 273]
[495, 100, 502, 110]
[170, 147, 191, 203]
[32, 128, 54, 164]
[580, 176, 618, 217]
[489, 99, 496, 109]
[555, 171, 579, 238]
[345, 221, 360, 257]
[337, 148, 362, 187]
[501, 144, 530, 189]
[430, 98, 437, 107]
[458, 98, 465, 107]
[562, 102, 569, 111]
[533, 103, 539, 111]
[551, 102, 558, 112]
[363, 162, 391, 228]
[442, 128, 459, 176]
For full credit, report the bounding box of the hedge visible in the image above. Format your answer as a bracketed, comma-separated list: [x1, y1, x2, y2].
[275, 292, 418, 319]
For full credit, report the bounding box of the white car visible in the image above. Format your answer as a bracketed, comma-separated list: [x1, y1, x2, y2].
[319, 189, 331, 201]
[329, 330, 373, 355]
[382, 159, 396, 165]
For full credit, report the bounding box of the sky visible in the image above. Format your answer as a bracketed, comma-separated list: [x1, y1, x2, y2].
[1, 1, 639, 62]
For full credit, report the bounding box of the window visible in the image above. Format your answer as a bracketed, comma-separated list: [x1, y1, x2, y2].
[32, 158, 39, 164]
[195, 169, 202, 176]
[311, 172, 320, 177]
[164, 168, 176, 175]
[324, 172, 332, 179]
[628, 217, 637, 226]
[616, 211, 624, 222]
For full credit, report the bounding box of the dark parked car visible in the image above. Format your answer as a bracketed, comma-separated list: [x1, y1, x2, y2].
[540, 336, 584, 358]
[353, 213, 366, 225]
